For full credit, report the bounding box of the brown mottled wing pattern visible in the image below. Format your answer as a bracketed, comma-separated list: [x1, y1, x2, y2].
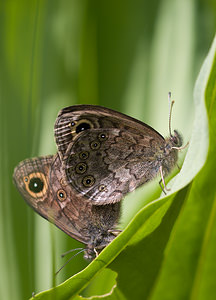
[50, 154, 120, 245]
[54, 105, 164, 159]
[13, 155, 90, 245]
[54, 105, 166, 205]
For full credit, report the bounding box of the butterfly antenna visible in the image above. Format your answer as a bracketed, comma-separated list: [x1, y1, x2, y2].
[61, 247, 84, 258]
[168, 92, 175, 137]
[55, 248, 86, 276]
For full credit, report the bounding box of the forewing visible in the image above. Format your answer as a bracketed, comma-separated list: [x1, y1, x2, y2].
[54, 105, 164, 160]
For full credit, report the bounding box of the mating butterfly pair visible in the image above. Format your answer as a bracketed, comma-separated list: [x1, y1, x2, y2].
[13, 104, 182, 260]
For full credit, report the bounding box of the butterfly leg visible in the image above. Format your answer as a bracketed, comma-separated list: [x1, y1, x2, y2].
[94, 248, 99, 257]
[172, 141, 189, 151]
[159, 165, 170, 194]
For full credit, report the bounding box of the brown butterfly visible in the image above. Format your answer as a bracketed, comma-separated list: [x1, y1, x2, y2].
[13, 101, 184, 260]
[13, 154, 120, 260]
[54, 104, 183, 205]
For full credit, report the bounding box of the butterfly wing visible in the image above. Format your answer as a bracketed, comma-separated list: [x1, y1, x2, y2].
[49, 154, 119, 241]
[13, 155, 90, 244]
[54, 105, 164, 159]
[54, 105, 165, 205]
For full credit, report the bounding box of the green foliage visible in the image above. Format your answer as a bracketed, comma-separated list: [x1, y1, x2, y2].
[29, 35, 216, 300]
[0, 1, 215, 299]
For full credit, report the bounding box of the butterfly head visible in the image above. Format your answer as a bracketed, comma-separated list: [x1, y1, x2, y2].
[170, 130, 183, 148]
[84, 232, 117, 261]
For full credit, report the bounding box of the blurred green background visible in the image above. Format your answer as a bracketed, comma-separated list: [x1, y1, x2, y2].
[0, 0, 215, 299]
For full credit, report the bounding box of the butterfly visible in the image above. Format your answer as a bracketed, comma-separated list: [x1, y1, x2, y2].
[13, 99, 184, 260]
[54, 104, 182, 205]
[13, 154, 120, 260]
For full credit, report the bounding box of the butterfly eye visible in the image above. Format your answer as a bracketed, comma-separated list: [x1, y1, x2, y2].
[57, 189, 67, 201]
[172, 130, 182, 147]
[173, 136, 178, 145]
[23, 172, 47, 198]
[82, 175, 95, 187]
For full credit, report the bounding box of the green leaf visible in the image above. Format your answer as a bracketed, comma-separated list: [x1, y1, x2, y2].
[30, 33, 215, 300]
[149, 36, 216, 300]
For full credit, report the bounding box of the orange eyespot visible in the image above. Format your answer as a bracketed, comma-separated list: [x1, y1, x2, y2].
[57, 189, 67, 201]
[69, 119, 93, 136]
[23, 172, 48, 198]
